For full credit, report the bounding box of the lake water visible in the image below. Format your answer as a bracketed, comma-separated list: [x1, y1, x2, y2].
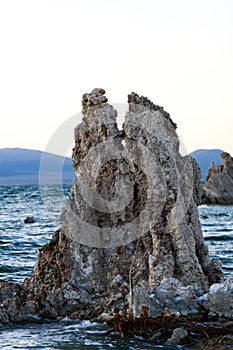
[0, 185, 232, 349]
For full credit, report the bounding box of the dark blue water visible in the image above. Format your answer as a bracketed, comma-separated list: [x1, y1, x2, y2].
[0, 185, 232, 349]
[0, 185, 69, 284]
[200, 204, 233, 277]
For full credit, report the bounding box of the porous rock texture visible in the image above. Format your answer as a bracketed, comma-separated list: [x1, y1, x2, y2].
[201, 152, 233, 204]
[206, 277, 233, 319]
[0, 89, 225, 325]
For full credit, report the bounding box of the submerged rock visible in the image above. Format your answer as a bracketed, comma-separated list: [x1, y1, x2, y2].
[0, 89, 225, 326]
[24, 216, 36, 224]
[201, 152, 233, 204]
[196, 335, 233, 350]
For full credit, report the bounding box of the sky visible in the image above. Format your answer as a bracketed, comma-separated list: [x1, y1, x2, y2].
[0, 0, 233, 157]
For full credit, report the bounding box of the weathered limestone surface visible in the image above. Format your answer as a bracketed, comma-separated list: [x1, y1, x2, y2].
[201, 152, 233, 204]
[0, 89, 227, 327]
[206, 277, 233, 319]
[167, 327, 188, 345]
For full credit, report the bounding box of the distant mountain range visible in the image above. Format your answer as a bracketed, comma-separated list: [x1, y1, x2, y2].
[190, 149, 223, 182]
[0, 148, 74, 185]
[0, 147, 224, 185]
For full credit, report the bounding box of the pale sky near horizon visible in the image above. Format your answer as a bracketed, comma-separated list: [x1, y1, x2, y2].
[0, 0, 232, 157]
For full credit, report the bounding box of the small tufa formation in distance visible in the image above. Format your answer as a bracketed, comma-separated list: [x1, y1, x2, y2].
[201, 151, 233, 204]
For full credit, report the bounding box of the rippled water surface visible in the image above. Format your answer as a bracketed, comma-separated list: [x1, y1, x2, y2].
[0, 185, 69, 284]
[0, 319, 177, 350]
[0, 185, 232, 349]
[199, 204, 233, 277]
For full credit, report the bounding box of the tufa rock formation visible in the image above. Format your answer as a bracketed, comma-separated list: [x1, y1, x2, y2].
[201, 152, 233, 204]
[0, 89, 225, 325]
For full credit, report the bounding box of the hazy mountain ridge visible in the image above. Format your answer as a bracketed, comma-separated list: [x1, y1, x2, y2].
[0, 147, 224, 185]
[0, 148, 74, 185]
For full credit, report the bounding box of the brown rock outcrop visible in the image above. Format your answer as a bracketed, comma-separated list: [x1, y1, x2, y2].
[201, 152, 233, 204]
[0, 89, 224, 324]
